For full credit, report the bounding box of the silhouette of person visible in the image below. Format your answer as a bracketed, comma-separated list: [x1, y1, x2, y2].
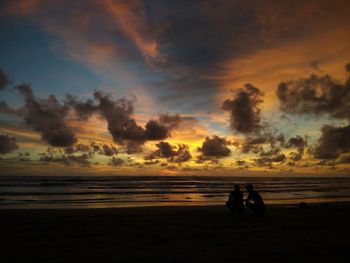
[245, 184, 266, 214]
[226, 184, 244, 213]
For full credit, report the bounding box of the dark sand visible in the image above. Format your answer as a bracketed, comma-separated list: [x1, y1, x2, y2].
[1, 203, 349, 263]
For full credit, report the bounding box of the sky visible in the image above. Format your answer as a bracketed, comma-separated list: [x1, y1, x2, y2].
[0, 0, 350, 176]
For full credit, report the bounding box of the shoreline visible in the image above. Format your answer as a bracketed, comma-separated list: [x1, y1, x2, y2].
[1, 199, 350, 210]
[1, 203, 349, 262]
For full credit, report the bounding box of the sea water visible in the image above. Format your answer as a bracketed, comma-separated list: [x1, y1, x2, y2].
[0, 175, 349, 208]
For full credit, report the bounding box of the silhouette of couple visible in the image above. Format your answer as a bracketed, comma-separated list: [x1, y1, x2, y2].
[226, 184, 266, 214]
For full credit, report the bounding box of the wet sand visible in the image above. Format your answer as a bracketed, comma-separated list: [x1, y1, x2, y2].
[0, 203, 349, 262]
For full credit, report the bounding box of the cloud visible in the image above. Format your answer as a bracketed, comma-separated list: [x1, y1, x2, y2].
[346, 63, 350, 73]
[68, 91, 182, 145]
[0, 135, 18, 154]
[236, 160, 246, 166]
[40, 153, 91, 166]
[102, 144, 118, 156]
[125, 141, 143, 154]
[286, 135, 308, 161]
[275, 63, 350, 161]
[3, 0, 343, 114]
[338, 154, 350, 163]
[0, 69, 9, 90]
[109, 157, 124, 166]
[76, 143, 91, 153]
[92, 91, 143, 144]
[65, 143, 92, 155]
[198, 136, 231, 159]
[146, 141, 191, 163]
[65, 94, 97, 121]
[144, 114, 181, 140]
[1, 75, 182, 149]
[13, 84, 77, 147]
[222, 84, 264, 134]
[241, 131, 285, 154]
[254, 153, 286, 167]
[171, 144, 192, 163]
[276, 63, 350, 120]
[313, 124, 350, 159]
[64, 142, 120, 157]
[146, 141, 175, 159]
[0, 101, 22, 115]
[1, 0, 161, 65]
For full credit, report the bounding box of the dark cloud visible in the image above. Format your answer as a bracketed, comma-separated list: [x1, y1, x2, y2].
[159, 113, 182, 129]
[222, 84, 264, 134]
[109, 157, 124, 166]
[144, 159, 160, 165]
[65, 94, 97, 120]
[12, 84, 77, 147]
[92, 91, 144, 144]
[314, 124, 350, 159]
[64, 146, 74, 155]
[144, 0, 344, 111]
[0, 101, 22, 115]
[289, 152, 302, 161]
[2, 81, 182, 149]
[236, 160, 246, 166]
[338, 154, 350, 163]
[287, 161, 296, 167]
[151, 0, 336, 72]
[2, 0, 349, 113]
[241, 131, 285, 154]
[147, 141, 176, 159]
[40, 153, 90, 166]
[102, 144, 118, 156]
[286, 135, 307, 152]
[64, 143, 92, 155]
[171, 144, 192, 163]
[69, 91, 149, 144]
[0, 69, 9, 90]
[286, 135, 308, 161]
[76, 143, 91, 153]
[345, 63, 350, 73]
[0, 135, 18, 154]
[64, 142, 119, 157]
[68, 91, 181, 145]
[254, 153, 286, 167]
[198, 136, 231, 158]
[276, 63, 350, 120]
[146, 141, 191, 163]
[253, 144, 287, 167]
[259, 148, 282, 157]
[316, 160, 336, 167]
[125, 141, 143, 154]
[144, 120, 169, 141]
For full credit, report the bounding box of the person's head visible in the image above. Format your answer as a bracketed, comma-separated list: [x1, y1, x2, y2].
[234, 184, 240, 191]
[246, 184, 254, 192]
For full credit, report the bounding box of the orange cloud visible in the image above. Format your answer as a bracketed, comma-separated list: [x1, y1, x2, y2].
[103, 0, 160, 63]
[215, 26, 350, 115]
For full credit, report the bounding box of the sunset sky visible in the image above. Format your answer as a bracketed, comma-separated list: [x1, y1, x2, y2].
[1, 0, 350, 176]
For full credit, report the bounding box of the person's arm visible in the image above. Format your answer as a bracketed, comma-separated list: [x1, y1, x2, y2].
[245, 193, 252, 205]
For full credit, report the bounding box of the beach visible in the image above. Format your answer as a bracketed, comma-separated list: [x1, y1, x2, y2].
[1, 203, 349, 263]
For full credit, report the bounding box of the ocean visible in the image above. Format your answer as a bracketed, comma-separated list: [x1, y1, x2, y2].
[0, 175, 349, 209]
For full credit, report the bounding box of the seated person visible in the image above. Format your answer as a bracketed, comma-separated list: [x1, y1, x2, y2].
[226, 184, 244, 213]
[245, 184, 266, 214]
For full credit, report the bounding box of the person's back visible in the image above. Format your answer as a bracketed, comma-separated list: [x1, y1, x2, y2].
[226, 185, 244, 213]
[246, 184, 265, 214]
